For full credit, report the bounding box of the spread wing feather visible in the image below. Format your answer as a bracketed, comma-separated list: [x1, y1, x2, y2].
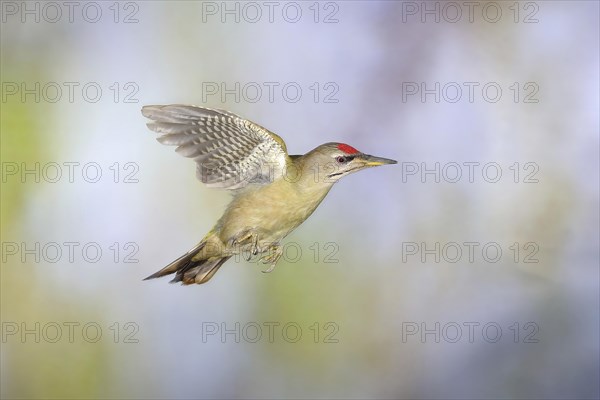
[142, 105, 289, 190]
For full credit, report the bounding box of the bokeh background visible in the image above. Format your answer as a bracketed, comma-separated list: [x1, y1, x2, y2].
[1, 1, 599, 399]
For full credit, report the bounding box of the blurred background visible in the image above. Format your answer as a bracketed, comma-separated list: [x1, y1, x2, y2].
[1, 1, 598, 399]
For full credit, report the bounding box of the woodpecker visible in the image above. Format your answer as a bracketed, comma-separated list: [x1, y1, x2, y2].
[141, 104, 396, 285]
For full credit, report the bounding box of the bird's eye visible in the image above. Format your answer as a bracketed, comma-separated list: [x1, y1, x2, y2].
[336, 156, 346, 163]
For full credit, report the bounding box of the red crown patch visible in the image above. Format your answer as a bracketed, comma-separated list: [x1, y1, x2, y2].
[337, 143, 359, 154]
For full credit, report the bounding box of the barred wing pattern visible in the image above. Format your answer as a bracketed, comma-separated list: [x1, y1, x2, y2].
[142, 105, 289, 190]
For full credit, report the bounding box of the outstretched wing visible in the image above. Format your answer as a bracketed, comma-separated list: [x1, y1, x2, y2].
[142, 105, 289, 190]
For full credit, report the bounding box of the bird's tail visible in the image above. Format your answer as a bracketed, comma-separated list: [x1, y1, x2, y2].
[143, 235, 230, 285]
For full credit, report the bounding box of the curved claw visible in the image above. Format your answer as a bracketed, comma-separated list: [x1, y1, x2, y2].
[262, 264, 276, 273]
[259, 244, 282, 273]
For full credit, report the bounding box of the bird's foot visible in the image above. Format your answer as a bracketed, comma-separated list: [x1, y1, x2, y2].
[260, 244, 283, 273]
[245, 233, 260, 261]
[229, 229, 255, 247]
[228, 229, 261, 261]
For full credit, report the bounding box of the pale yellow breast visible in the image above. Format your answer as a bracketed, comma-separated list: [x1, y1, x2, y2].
[216, 178, 332, 243]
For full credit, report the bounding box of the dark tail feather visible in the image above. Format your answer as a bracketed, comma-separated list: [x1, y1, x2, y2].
[143, 241, 230, 285]
[173, 256, 230, 285]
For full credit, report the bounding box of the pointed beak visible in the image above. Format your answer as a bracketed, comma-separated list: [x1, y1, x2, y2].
[360, 154, 398, 167]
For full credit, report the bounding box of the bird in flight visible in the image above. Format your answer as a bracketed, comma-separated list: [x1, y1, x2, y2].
[141, 105, 396, 285]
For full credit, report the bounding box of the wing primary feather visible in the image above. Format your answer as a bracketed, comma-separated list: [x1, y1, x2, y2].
[142, 105, 289, 190]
